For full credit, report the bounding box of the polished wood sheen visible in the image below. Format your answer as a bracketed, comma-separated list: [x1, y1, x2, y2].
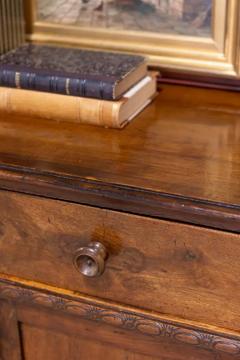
[0, 84, 240, 360]
[0, 190, 239, 332]
[0, 85, 240, 231]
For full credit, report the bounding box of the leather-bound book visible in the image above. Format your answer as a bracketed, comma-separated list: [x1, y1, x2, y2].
[0, 73, 157, 129]
[0, 44, 147, 100]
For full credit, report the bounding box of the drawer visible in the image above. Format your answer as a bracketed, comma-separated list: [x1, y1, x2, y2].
[0, 190, 239, 332]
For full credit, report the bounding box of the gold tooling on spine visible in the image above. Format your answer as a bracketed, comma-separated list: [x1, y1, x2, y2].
[66, 78, 70, 95]
[15, 72, 21, 88]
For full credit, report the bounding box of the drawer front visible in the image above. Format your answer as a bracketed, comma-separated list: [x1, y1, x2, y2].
[0, 190, 239, 332]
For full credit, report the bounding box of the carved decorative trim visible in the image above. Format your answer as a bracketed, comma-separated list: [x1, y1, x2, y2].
[0, 280, 240, 357]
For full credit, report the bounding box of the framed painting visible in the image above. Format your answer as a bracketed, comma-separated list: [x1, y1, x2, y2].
[24, 0, 240, 78]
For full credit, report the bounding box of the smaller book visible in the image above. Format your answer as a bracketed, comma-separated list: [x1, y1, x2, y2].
[0, 44, 147, 100]
[0, 73, 157, 129]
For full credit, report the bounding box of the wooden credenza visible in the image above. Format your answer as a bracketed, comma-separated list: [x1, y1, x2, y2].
[0, 84, 240, 360]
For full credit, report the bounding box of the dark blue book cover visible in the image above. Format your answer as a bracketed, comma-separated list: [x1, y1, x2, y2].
[0, 44, 146, 100]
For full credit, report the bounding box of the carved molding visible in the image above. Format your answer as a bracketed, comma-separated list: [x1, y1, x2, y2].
[0, 166, 239, 233]
[0, 280, 240, 357]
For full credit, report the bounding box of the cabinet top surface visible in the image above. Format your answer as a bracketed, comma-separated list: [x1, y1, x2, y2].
[0, 84, 240, 231]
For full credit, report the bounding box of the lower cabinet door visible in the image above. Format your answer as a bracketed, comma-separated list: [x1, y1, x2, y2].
[0, 283, 239, 360]
[0, 299, 163, 360]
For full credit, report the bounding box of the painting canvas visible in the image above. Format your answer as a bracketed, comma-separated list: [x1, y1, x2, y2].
[37, 0, 213, 37]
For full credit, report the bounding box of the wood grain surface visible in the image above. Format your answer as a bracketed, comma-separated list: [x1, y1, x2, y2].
[1, 83, 240, 360]
[21, 324, 158, 360]
[1, 276, 240, 360]
[0, 85, 240, 231]
[0, 301, 21, 360]
[0, 190, 239, 332]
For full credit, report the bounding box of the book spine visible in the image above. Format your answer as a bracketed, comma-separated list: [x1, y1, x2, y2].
[0, 88, 122, 128]
[0, 69, 115, 100]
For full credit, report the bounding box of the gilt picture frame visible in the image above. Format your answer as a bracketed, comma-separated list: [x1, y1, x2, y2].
[24, 0, 240, 78]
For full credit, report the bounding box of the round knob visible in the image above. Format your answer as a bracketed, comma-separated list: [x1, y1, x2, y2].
[74, 242, 108, 278]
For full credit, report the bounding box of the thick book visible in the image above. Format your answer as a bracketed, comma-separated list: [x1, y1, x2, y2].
[0, 44, 147, 100]
[0, 73, 157, 128]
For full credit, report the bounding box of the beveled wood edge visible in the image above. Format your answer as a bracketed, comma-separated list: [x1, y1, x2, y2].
[0, 165, 239, 233]
[0, 276, 240, 357]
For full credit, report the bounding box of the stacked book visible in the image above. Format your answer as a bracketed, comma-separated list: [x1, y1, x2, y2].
[0, 44, 157, 129]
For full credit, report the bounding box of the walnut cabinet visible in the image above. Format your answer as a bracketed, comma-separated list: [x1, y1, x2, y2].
[0, 85, 240, 359]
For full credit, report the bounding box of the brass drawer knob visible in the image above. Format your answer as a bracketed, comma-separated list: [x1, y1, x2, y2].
[74, 242, 108, 277]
